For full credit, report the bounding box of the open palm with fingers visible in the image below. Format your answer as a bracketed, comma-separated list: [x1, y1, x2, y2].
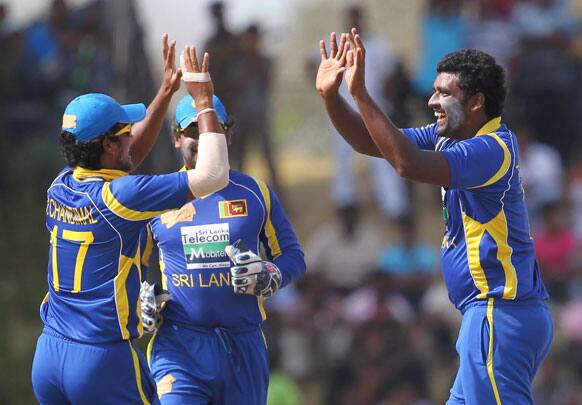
[182, 45, 214, 106]
[344, 28, 367, 98]
[161, 33, 181, 94]
[315, 32, 349, 98]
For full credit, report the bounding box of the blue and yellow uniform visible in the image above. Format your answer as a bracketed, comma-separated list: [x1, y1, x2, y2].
[146, 170, 306, 404]
[404, 117, 553, 404]
[32, 167, 190, 405]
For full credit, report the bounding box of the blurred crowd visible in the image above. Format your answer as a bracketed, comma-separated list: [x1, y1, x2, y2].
[2, 0, 582, 404]
[0, 0, 111, 142]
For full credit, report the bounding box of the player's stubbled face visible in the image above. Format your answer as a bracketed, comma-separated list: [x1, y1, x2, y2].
[177, 135, 198, 168]
[428, 72, 466, 137]
[117, 133, 134, 172]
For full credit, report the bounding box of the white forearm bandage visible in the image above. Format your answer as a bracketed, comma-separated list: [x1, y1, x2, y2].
[187, 132, 229, 197]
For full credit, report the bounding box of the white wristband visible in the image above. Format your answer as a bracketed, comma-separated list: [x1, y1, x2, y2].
[195, 108, 216, 121]
[180, 54, 212, 82]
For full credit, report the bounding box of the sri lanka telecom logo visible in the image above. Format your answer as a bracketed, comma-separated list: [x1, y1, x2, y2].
[180, 223, 230, 269]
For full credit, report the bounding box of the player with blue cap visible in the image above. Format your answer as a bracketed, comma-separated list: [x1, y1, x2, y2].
[140, 94, 305, 404]
[32, 36, 230, 405]
[61, 93, 146, 144]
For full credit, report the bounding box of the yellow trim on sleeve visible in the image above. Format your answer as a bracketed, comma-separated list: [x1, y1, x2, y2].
[102, 182, 169, 221]
[255, 179, 282, 259]
[486, 298, 502, 405]
[128, 341, 151, 405]
[258, 296, 267, 321]
[115, 246, 141, 339]
[462, 210, 518, 300]
[469, 133, 511, 189]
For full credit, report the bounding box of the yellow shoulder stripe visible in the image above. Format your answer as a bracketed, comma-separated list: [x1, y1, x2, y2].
[469, 133, 511, 189]
[102, 182, 169, 221]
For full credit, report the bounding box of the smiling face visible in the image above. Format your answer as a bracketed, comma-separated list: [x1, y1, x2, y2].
[428, 72, 469, 138]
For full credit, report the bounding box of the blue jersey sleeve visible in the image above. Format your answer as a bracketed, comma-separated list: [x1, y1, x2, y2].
[441, 134, 511, 189]
[402, 124, 439, 150]
[256, 181, 306, 288]
[101, 172, 190, 221]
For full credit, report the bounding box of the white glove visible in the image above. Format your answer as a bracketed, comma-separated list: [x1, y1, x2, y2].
[225, 241, 282, 298]
[140, 281, 170, 334]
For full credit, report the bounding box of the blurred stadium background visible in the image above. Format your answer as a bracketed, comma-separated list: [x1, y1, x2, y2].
[1, 0, 581, 403]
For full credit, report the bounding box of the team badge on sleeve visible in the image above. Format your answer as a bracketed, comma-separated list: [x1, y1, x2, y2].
[218, 200, 248, 218]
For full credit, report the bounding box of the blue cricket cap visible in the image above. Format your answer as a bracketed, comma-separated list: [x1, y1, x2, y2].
[175, 95, 228, 129]
[62, 93, 146, 143]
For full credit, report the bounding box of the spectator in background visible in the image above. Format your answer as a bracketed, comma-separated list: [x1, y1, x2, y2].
[330, 5, 409, 220]
[515, 121, 564, 228]
[267, 348, 304, 405]
[468, 0, 519, 74]
[0, 3, 11, 36]
[377, 215, 438, 311]
[23, 0, 69, 95]
[511, 0, 577, 161]
[305, 204, 383, 294]
[567, 153, 582, 240]
[534, 202, 577, 302]
[383, 60, 414, 129]
[204, 1, 240, 115]
[413, 0, 467, 101]
[231, 24, 284, 201]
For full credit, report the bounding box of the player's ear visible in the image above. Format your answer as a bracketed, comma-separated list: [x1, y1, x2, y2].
[469, 92, 485, 113]
[102, 137, 119, 154]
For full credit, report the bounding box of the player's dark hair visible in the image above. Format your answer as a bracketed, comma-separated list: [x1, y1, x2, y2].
[59, 123, 125, 169]
[436, 49, 506, 119]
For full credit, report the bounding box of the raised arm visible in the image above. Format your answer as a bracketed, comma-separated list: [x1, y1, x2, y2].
[181, 45, 229, 198]
[130, 33, 182, 169]
[345, 28, 451, 186]
[316, 32, 381, 157]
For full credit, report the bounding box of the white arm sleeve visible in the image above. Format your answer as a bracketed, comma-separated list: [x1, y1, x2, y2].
[187, 132, 229, 197]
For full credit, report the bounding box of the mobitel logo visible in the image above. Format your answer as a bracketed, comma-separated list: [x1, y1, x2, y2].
[219, 199, 248, 218]
[180, 223, 230, 269]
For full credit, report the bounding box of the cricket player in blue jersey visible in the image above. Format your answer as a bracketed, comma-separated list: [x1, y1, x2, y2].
[316, 29, 553, 404]
[141, 94, 306, 404]
[31, 37, 230, 405]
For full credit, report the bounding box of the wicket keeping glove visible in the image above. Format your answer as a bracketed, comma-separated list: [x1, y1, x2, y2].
[225, 240, 282, 298]
[140, 281, 170, 334]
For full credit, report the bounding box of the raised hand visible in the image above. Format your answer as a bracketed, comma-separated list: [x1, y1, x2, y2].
[161, 33, 181, 94]
[315, 32, 349, 98]
[181, 45, 214, 109]
[344, 28, 367, 98]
